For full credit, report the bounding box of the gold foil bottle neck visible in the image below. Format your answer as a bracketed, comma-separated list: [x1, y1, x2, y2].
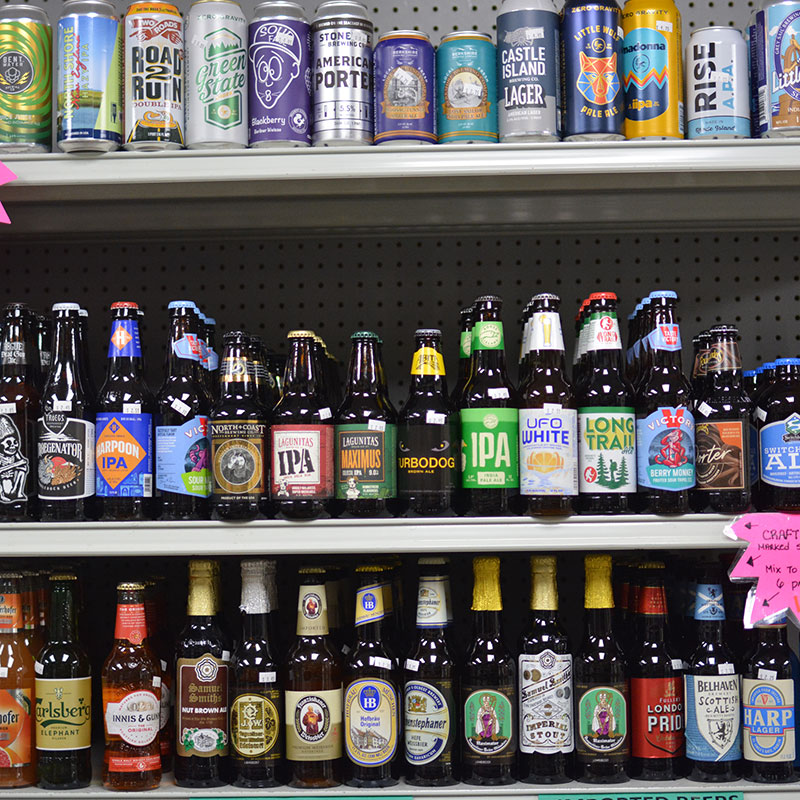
[471, 556, 502, 611]
[187, 560, 217, 617]
[530, 556, 558, 612]
[584, 554, 614, 610]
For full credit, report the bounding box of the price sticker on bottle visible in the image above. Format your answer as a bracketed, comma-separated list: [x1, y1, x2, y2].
[718, 662, 735, 675]
[123, 402, 141, 414]
[758, 668, 778, 681]
[755, 407, 767, 422]
[697, 401, 714, 417]
[369, 655, 392, 670]
[259, 671, 277, 684]
[425, 410, 446, 425]
[34, 661, 43, 675]
[152, 675, 162, 688]
[0, 667, 8, 679]
[222, 650, 231, 662]
[160, 659, 168, 672]
[670, 659, 684, 671]
[0, 402, 15, 415]
[404, 658, 420, 672]
[488, 387, 510, 400]
[171, 398, 191, 417]
[656, 19, 673, 31]
[318, 407, 332, 420]
[53, 399, 72, 412]
[367, 419, 386, 432]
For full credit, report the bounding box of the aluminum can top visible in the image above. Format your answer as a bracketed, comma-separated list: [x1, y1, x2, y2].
[690, 25, 743, 35]
[314, 0, 369, 20]
[60, 0, 118, 17]
[0, 3, 49, 23]
[188, 0, 243, 8]
[440, 30, 492, 43]
[378, 29, 431, 41]
[253, 0, 307, 20]
[125, 0, 180, 13]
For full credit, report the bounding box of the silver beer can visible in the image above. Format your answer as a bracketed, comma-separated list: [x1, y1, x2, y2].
[311, 0, 373, 145]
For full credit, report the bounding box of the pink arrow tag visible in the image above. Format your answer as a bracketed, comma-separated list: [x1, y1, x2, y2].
[0, 161, 17, 224]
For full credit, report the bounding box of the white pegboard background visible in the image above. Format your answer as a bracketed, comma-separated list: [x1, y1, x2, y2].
[0, 0, 754, 40]
[1, 231, 794, 400]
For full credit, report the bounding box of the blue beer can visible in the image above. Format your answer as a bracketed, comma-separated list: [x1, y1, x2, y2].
[561, 0, 625, 140]
[436, 31, 498, 143]
[374, 30, 435, 144]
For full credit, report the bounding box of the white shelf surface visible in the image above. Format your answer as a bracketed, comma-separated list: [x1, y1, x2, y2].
[0, 515, 736, 556]
[4, 140, 800, 236]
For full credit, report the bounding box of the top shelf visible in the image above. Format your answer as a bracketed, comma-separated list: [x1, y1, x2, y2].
[4, 139, 800, 238]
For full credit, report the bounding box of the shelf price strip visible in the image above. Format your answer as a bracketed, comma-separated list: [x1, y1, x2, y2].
[541, 794, 744, 800]
[0, 161, 15, 224]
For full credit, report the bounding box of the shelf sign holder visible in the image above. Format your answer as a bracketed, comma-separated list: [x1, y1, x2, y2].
[540, 793, 744, 800]
[0, 160, 16, 224]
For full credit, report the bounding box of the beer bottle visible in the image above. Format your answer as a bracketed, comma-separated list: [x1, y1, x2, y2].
[0, 573, 35, 788]
[757, 358, 800, 511]
[519, 293, 578, 516]
[36, 573, 91, 789]
[690, 330, 711, 401]
[691, 325, 751, 513]
[0, 304, 40, 520]
[404, 557, 458, 786]
[311, 335, 332, 404]
[155, 301, 212, 520]
[271, 331, 335, 520]
[95, 302, 155, 521]
[574, 554, 629, 783]
[285, 567, 343, 789]
[344, 566, 400, 787]
[629, 563, 685, 780]
[101, 582, 161, 791]
[211, 331, 269, 521]
[144, 578, 173, 773]
[573, 299, 589, 390]
[76, 308, 97, 401]
[685, 567, 742, 781]
[577, 293, 636, 513]
[36, 313, 52, 392]
[625, 305, 639, 385]
[752, 362, 776, 510]
[174, 560, 230, 788]
[205, 316, 219, 400]
[742, 613, 796, 782]
[461, 556, 516, 785]
[452, 306, 474, 405]
[230, 560, 282, 788]
[635, 291, 695, 514]
[265, 349, 287, 399]
[196, 311, 212, 398]
[518, 556, 573, 783]
[517, 300, 533, 388]
[398, 329, 459, 517]
[460, 296, 521, 516]
[249, 335, 278, 414]
[38, 303, 96, 522]
[634, 295, 654, 391]
[325, 565, 348, 661]
[334, 332, 398, 518]
[19, 570, 42, 658]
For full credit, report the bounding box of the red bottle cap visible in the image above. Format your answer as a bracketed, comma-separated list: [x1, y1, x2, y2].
[589, 292, 618, 301]
[110, 301, 139, 310]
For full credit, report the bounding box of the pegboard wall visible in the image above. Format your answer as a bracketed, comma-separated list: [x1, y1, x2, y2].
[1, 231, 794, 400]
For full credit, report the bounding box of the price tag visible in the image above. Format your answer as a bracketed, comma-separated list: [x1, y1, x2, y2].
[123, 402, 141, 414]
[341, 644, 351, 655]
[160, 659, 168, 672]
[718, 662, 735, 675]
[488, 387, 510, 400]
[759, 668, 778, 681]
[53, 399, 72, 412]
[0, 667, 8, 679]
[656, 19, 673, 31]
[318, 407, 332, 420]
[367, 419, 386, 432]
[152, 676, 162, 688]
[222, 650, 231, 662]
[543, 403, 563, 412]
[369, 655, 393, 670]
[0, 402, 15, 414]
[405, 658, 420, 672]
[171, 398, 191, 417]
[697, 401, 714, 417]
[34, 661, 43, 675]
[755, 407, 767, 422]
[426, 410, 446, 425]
[259, 671, 277, 683]
[671, 659, 684, 671]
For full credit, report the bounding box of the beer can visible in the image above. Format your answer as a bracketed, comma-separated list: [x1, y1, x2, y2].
[497, 0, 560, 142]
[0, 4, 52, 153]
[374, 30, 435, 145]
[754, 0, 800, 137]
[561, 0, 625, 140]
[621, 0, 684, 139]
[686, 26, 749, 139]
[437, 31, 498, 143]
[57, 0, 123, 153]
[185, 0, 248, 148]
[248, 0, 311, 147]
[123, 0, 184, 150]
[311, 0, 373, 146]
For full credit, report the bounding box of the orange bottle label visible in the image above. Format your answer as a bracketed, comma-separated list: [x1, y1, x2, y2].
[108, 754, 161, 773]
[0, 688, 33, 768]
[0, 595, 22, 631]
[114, 604, 147, 645]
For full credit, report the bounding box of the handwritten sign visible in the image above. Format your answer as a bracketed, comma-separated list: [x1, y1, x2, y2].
[725, 513, 800, 626]
[0, 161, 17, 224]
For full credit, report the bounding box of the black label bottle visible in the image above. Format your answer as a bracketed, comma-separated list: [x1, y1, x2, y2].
[451, 305, 475, 405]
[36, 314, 52, 393]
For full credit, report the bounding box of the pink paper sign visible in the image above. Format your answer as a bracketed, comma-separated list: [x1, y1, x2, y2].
[0, 161, 17, 224]
[725, 513, 800, 626]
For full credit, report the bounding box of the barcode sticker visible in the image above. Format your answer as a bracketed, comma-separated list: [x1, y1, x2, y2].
[171, 398, 191, 416]
[488, 387, 510, 400]
[755, 407, 767, 422]
[259, 671, 277, 684]
[671, 659, 684, 671]
[319, 407, 332, 420]
[222, 650, 231, 662]
[0, 402, 15, 414]
[656, 19, 673, 31]
[759, 668, 778, 681]
[758, 85, 768, 128]
[369, 656, 393, 670]
[142, 474, 153, 498]
[426, 410, 446, 425]
[160, 660, 167, 672]
[405, 659, 420, 672]
[123, 403, 141, 414]
[34, 661, 43, 675]
[53, 399, 72, 412]
[697, 401, 714, 417]
[543, 403, 563, 412]
[718, 662, 735, 675]
[152, 676, 162, 688]
[368, 419, 386, 432]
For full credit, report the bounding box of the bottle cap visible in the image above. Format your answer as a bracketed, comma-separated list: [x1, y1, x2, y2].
[473, 294, 502, 304]
[197, 311, 208, 322]
[288, 330, 315, 338]
[110, 301, 139, 310]
[168, 300, 196, 310]
[414, 328, 442, 337]
[764, 361, 777, 370]
[3, 302, 29, 313]
[589, 292, 618, 301]
[206, 317, 217, 326]
[224, 330, 246, 342]
[351, 331, 378, 340]
[532, 292, 560, 302]
[418, 556, 448, 566]
[775, 357, 800, 366]
[78, 308, 88, 317]
[52, 302, 80, 312]
[650, 290, 678, 300]
[641, 295, 651, 305]
[709, 324, 739, 336]
[743, 369, 758, 377]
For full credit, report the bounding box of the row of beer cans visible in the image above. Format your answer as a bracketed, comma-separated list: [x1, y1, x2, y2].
[1, 0, 800, 152]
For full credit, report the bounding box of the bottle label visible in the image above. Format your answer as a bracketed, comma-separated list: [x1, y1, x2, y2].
[648, 323, 682, 352]
[638, 585, 667, 615]
[335, 423, 397, 500]
[704, 341, 742, 372]
[460, 408, 520, 488]
[230, 689, 281, 761]
[344, 678, 398, 766]
[460, 330, 472, 359]
[743, 679, 795, 762]
[695, 420, 746, 491]
[271, 424, 334, 499]
[172, 334, 201, 362]
[355, 583, 386, 626]
[0, 688, 32, 767]
[630, 677, 685, 759]
[221, 357, 248, 382]
[398, 420, 459, 496]
[160, 676, 171, 732]
[108, 754, 161, 772]
[155, 416, 211, 497]
[211, 420, 267, 497]
[519, 407, 578, 496]
[760, 414, 800, 487]
[176, 655, 229, 758]
[107, 319, 142, 358]
[0, 593, 21, 630]
[35, 676, 92, 750]
[296, 585, 329, 636]
[694, 583, 726, 620]
[411, 347, 446, 376]
[104, 689, 159, 746]
[519, 651, 574, 754]
[113, 602, 147, 644]
[636, 407, 696, 491]
[587, 313, 621, 351]
[95, 412, 153, 498]
[529, 312, 565, 352]
[576, 683, 629, 754]
[471, 321, 505, 351]
[578, 408, 636, 493]
[684, 673, 742, 762]
[285, 688, 343, 762]
[404, 680, 453, 765]
[463, 687, 515, 761]
[415, 576, 448, 627]
[37, 415, 95, 500]
[0, 341, 26, 366]
[0, 412, 31, 505]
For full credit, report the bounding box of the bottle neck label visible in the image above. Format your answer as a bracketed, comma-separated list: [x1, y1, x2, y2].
[411, 347, 445, 376]
[460, 408, 520, 490]
[230, 690, 281, 761]
[529, 312, 565, 352]
[1, 340, 28, 366]
[462, 687, 515, 762]
[578, 408, 636, 494]
[0, 593, 22, 631]
[404, 680, 454, 766]
[272, 425, 334, 500]
[355, 583, 386, 626]
[296, 585, 329, 636]
[695, 420, 746, 492]
[108, 319, 142, 358]
[335, 424, 397, 501]
[704, 341, 742, 372]
[648, 323, 681, 352]
[637, 585, 667, 616]
[96, 413, 153, 498]
[37, 417, 96, 500]
[630, 677, 684, 760]
[742, 679, 795, 763]
[285, 688, 343, 762]
[636, 407, 695, 492]
[471, 321, 505, 352]
[176, 655, 229, 758]
[221, 356, 248, 382]
[210, 420, 267, 498]
[35, 676, 92, 750]
[398, 421, 459, 497]
[575, 683, 629, 757]
[519, 407, 578, 497]
[114, 602, 147, 645]
[172, 334, 201, 362]
[760, 415, 800, 487]
[344, 678, 398, 766]
[685, 674, 741, 762]
[519, 652, 573, 755]
[155, 416, 211, 498]
[459, 330, 472, 359]
[0, 411, 31, 506]
[415, 577, 448, 627]
[587, 312, 621, 352]
[694, 583, 726, 620]
[104, 688, 159, 746]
